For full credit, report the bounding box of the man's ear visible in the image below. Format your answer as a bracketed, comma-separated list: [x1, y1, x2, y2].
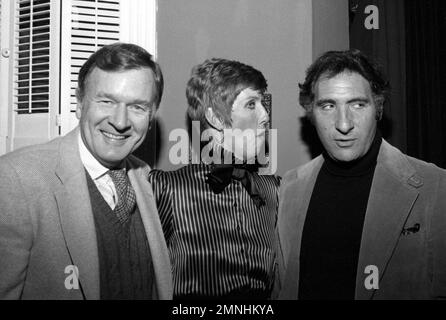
[148, 109, 157, 130]
[75, 88, 83, 120]
[374, 96, 384, 121]
[205, 108, 225, 131]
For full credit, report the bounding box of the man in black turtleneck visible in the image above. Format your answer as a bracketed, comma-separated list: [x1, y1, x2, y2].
[299, 131, 382, 299]
[275, 49, 446, 300]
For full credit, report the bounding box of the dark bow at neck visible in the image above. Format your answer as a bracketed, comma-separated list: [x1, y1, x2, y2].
[205, 163, 266, 209]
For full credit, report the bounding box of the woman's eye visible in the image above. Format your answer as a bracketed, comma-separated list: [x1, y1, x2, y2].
[247, 101, 256, 109]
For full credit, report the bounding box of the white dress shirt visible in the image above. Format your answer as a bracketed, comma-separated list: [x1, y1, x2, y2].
[78, 133, 118, 209]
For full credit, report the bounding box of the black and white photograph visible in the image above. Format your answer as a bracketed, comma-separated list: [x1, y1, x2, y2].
[0, 0, 445, 316]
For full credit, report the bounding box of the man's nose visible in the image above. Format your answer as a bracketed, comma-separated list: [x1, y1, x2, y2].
[335, 106, 354, 134]
[110, 103, 129, 130]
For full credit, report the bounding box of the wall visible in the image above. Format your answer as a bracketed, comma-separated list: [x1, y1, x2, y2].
[313, 0, 349, 60]
[153, 0, 349, 175]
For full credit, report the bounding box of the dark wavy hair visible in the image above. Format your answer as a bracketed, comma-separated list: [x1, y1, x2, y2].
[76, 42, 164, 108]
[299, 49, 390, 120]
[186, 58, 267, 129]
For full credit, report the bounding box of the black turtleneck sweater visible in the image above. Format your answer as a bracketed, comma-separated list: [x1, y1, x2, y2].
[298, 132, 382, 300]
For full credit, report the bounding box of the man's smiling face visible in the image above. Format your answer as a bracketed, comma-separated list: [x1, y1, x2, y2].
[76, 67, 156, 168]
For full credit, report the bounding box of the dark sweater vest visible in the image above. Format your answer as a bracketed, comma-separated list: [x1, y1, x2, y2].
[85, 171, 154, 300]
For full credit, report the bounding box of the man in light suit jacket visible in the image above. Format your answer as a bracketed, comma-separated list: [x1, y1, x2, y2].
[276, 49, 446, 299]
[0, 43, 172, 300]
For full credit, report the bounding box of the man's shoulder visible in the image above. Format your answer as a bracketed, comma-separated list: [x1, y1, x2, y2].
[405, 154, 446, 175]
[381, 141, 446, 178]
[405, 154, 446, 189]
[282, 155, 323, 184]
[0, 136, 64, 173]
[0, 136, 71, 198]
[378, 141, 446, 194]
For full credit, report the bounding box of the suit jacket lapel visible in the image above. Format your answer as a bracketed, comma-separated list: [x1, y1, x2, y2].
[54, 128, 100, 300]
[355, 140, 420, 299]
[279, 156, 323, 299]
[127, 161, 173, 300]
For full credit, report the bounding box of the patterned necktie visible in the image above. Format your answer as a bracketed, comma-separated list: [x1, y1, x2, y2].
[108, 168, 136, 224]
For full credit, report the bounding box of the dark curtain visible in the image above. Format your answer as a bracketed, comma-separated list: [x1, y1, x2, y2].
[405, 0, 446, 169]
[349, 0, 407, 152]
[350, 0, 446, 169]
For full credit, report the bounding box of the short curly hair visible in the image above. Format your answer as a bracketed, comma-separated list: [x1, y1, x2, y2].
[186, 58, 267, 129]
[299, 49, 390, 120]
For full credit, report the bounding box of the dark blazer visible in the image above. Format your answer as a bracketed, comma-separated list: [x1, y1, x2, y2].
[0, 128, 173, 299]
[276, 140, 446, 299]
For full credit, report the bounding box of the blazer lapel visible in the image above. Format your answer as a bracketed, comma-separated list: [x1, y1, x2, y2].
[54, 128, 100, 300]
[127, 161, 173, 300]
[279, 157, 323, 299]
[355, 141, 420, 299]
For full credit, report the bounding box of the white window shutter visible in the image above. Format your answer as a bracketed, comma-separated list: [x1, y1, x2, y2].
[60, 0, 120, 135]
[9, 0, 60, 150]
[120, 0, 157, 59]
[14, 0, 51, 114]
[0, 0, 9, 154]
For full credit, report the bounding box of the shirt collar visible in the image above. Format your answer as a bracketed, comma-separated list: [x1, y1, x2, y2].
[78, 132, 109, 180]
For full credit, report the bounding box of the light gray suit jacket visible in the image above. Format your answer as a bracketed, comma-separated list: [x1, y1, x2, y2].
[276, 140, 446, 299]
[0, 128, 173, 300]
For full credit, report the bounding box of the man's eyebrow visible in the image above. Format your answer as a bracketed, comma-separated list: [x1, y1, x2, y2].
[130, 99, 152, 106]
[96, 92, 118, 100]
[315, 98, 336, 106]
[315, 97, 370, 106]
[97, 92, 151, 105]
[347, 97, 370, 104]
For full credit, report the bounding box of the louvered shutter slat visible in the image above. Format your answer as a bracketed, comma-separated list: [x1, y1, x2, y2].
[14, 0, 51, 114]
[72, 14, 119, 25]
[72, 0, 119, 11]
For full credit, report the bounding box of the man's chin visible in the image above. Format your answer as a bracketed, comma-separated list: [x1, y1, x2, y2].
[97, 150, 131, 168]
[329, 150, 359, 163]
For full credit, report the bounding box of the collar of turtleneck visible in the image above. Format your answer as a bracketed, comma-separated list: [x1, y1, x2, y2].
[322, 130, 382, 177]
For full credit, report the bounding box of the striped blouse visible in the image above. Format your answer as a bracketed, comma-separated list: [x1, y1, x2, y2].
[148, 164, 280, 298]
